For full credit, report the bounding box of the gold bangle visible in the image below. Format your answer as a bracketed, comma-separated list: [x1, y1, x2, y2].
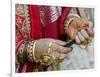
[64, 14, 80, 33]
[64, 17, 75, 36]
[27, 40, 37, 63]
[27, 41, 34, 62]
[32, 40, 37, 61]
[64, 17, 75, 29]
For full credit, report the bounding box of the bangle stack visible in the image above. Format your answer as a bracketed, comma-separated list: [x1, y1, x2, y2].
[64, 13, 80, 34]
[27, 40, 54, 65]
[27, 40, 37, 63]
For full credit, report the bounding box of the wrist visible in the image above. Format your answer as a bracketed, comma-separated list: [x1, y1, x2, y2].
[64, 14, 81, 39]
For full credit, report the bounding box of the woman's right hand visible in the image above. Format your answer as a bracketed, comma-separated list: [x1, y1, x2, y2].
[65, 18, 94, 44]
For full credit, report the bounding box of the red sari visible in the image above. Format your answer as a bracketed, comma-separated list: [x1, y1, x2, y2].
[16, 4, 71, 72]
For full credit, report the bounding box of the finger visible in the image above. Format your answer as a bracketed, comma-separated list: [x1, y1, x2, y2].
[86, 22, 94, 37]
[89, 21, 93, 28]
[80, 29, 89, 39]
[51, 53, 67, 64]
[51, 43, 72, 53]
[58, 54, 67, 60]
[50, 51, 60, 59]
[75, 35, 81, 44]
[50, 51, 67, 60]
[45, 39, 67, 46]
[54, 40, 67, 46]
[57, 45, 72, 54]
[77, 19, 89, 29]
[87, 30, 94, 37]
[77, 32, 85, 42]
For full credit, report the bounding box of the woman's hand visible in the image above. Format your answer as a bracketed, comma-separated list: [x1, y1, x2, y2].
[65, 18, 94, 44]
[34, 39, 72, 61]
[27, 39, 72, 66]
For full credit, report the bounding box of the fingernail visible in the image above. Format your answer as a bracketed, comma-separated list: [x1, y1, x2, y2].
[75, 35, 81, 44]
[81, 29, 89, 38]
[78, 32, 85, 42]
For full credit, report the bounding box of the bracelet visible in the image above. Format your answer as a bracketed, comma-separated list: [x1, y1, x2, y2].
[32, 40, 37, 61]
[64, 14, 80, 34]
[64, 13, 80, 28]
[27, 40, 54, 65]
[27, 40, 37, 63]
[64, 17, 75, 34]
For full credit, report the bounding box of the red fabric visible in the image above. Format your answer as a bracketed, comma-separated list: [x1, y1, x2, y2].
[18, 64, 24, 73]
[28, 5, 42, 40]
[26, 63, 34, 72]
[42, 17, 61, 39]
[42, 7, 71, 39]
[16, 38, 27, 53]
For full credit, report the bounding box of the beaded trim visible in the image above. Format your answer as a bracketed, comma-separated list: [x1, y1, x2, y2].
[27, 40, 35, 63]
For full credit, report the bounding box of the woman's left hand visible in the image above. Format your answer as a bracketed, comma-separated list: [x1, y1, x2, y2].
[65, 18, 94, 44]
